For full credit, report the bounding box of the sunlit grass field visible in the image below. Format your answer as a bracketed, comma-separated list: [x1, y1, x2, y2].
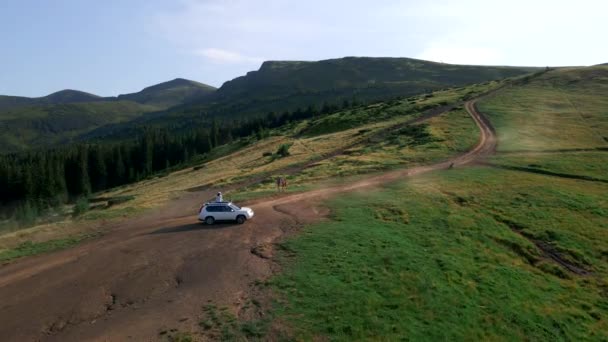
[272, 167, 608, 340]
[270, 67, 608, 340]
[478, 66, 608, 152]
[488, 151, 608, 182]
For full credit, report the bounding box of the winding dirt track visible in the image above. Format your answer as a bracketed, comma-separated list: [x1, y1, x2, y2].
[0, 100, 496, 341]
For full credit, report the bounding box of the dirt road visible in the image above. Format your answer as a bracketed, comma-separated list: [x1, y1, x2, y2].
[0, 100, 496, 341]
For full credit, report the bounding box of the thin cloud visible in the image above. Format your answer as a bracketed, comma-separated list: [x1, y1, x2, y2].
[417, 45, 503, 66]
[151, 0, 608, 74]
[195, 48, 263, 65]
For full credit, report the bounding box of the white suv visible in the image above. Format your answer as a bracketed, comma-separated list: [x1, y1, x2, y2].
[198, 202, 254, 225]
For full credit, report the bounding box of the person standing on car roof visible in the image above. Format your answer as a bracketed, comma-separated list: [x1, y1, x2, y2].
[216, 192, 223, 202]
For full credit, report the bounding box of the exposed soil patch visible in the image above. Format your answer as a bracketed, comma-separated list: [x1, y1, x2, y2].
[251, 243, 274, 259]
[493, 216, 592, 276]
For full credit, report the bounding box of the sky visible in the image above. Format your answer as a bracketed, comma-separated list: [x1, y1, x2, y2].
[1, 0, 606, 97]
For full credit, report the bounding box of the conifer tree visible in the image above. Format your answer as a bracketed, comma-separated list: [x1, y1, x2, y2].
[76, 146, 91, 197]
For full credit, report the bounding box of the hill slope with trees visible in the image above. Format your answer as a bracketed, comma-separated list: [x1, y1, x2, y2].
[0, 79, 216, 152]
[93, 57, 539, 139]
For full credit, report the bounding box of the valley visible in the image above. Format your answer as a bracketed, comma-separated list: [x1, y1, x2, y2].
[0, 64, 606, 341]
[2, 1, 606, 340]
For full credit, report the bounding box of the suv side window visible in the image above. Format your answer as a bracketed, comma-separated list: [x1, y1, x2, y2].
[206, 206, 218, 212]
[223, 206, 233, 212]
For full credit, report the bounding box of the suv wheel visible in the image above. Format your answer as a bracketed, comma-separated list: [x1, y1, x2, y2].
[205, 216, 215, 225]
[236, 215, 246, 224]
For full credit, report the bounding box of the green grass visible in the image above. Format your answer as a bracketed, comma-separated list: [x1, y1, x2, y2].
[478, 66, 608, 152]
[194, 304, 269, 341]
[229, 105, 481, 201]
[270, 66, 608, 340]
[489, 151, 608, 181]
[300, 102, 416, 137]
[210, 84, 488, 202]
[272, 167, 608, 340]
[291, 107, 480, 183]
[0, 233, 100, 263]
[229, 184, 314, 203]
[300, 81, 501, 138]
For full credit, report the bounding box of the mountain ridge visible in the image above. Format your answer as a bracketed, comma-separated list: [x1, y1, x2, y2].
[0, 78, 216, 111]
[173, 56, 541, 121]
[0, 56, 541, 152]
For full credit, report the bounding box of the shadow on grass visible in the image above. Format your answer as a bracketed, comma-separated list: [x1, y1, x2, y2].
[481, 162, 608, 183]
[149, 222, 238, 234]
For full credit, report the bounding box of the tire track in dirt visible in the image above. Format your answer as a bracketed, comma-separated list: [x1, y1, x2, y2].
[492, 216, 592, 276]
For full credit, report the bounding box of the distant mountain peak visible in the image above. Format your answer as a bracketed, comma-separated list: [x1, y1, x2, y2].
[40, 89, 102, 104]
[138, 78, 214, 92]
[44, 89, 101, 98]
[170, 77, 197, 84]
[117, 78, 216, 109]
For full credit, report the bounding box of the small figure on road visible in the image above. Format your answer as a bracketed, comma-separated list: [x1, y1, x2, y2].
[276, 177, 288, 192]
[449, 162, 454, 169]
[216, 192, 223, 202]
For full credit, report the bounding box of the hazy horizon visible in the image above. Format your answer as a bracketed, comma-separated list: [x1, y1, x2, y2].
[1, 0, 606, 97]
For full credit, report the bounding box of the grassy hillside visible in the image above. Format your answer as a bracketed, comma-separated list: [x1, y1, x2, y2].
[220, 57, 534, 97]
[267, 66, 608, 340]
[479, 66, 608, 152]
[0, 101, 159, 152]
[273, 168, 608, 340]
[202, 57, 538, 116]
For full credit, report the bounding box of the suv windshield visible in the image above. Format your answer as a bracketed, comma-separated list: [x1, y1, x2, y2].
[230, 204, 240, 210]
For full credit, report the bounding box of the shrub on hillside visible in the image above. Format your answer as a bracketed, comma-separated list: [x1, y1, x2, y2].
[14, 201, 38, 226]
[72, 197, 89, 217]
[276, 144, 292, 158]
